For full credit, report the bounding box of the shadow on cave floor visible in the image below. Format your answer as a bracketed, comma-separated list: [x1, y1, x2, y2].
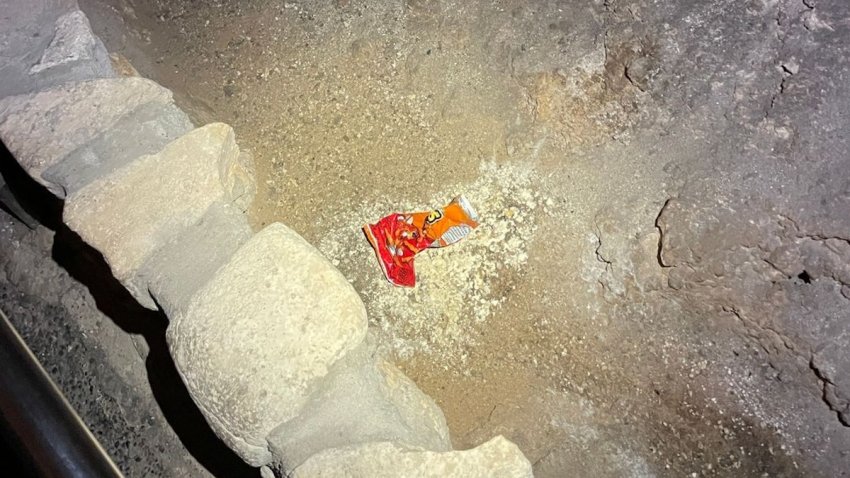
[0, 142, 254, 477]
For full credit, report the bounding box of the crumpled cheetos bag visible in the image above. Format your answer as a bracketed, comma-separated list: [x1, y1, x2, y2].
[362, 195, 479, 287]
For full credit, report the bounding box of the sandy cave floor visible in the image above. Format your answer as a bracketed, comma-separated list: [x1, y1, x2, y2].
[78, 0, 850, 477]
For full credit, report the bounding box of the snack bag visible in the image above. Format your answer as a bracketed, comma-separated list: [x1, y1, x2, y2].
[363, 195, 479, 287]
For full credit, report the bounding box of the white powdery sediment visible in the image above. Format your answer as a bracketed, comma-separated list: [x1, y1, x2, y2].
[319, 161, 543, 369]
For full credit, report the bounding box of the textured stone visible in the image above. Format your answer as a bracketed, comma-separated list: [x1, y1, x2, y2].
[268, 333, 451, 471]
[289, 436, 534, 478]
[0, 0, 66, 60]
[63, 123, 252, 309]
[167, 223, 368, 466]
[136, 201, 252, 318]
[29, 10, 99, 74]
[42, 100, 194, 197]
[0, 78, 174, 195]
[27, 10, 115, 84]
[814, 340, 850, 424]
[0, 1, 81, 98]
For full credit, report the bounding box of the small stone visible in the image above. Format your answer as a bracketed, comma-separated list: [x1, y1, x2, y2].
[781, 60, 800, 75]
[625, 55, 654, 91]
[802, 11, 834, 32]
[259, 466, 275, 478]
[668, 268, 685, 290]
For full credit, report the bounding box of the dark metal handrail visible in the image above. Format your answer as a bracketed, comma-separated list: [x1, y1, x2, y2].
[0, 308, 124, 478]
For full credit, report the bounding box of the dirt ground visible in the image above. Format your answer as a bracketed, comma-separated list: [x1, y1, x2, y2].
[78, 0, 850, 476]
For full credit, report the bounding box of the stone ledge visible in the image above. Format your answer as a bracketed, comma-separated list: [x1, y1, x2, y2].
[0, 77, 175, 195]
[167, 223, 369, 466]
[63, 122, 250, 309]
[137, 200, 253, 319]
[42, 100, 194, 198]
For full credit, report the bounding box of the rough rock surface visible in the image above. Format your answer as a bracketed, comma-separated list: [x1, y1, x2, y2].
[267, 333, 451, 471]
[0, 1, 114, 98]
[27, 10, 114, 84]
[657, 192, 850, 428]
[136, 200, 252, 319]
[167, 223, 369, 466]
[0, 0, 70, 94]
[42, 100, 194, 197]
[63, 123, 251, 309]
[286, 436, 533, 478]
[0, 78, 175, 195]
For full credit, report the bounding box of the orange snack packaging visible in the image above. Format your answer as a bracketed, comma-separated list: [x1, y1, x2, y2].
[363, 195, 479, 287]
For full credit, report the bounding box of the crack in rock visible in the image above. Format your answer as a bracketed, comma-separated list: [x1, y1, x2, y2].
[654, 197, 674, 268]
[725, 306, 849, 428]
[809, 356, 850, 427]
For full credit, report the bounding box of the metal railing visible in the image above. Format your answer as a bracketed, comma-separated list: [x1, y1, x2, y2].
[0, 308, 124, 477]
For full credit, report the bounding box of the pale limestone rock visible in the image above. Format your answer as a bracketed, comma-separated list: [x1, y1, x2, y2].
[167, 223, 368, 466]
[268, 333, 451, 470]
[0, 1, 68, 63]
[0, 78, 173, 194]
[29, 10, 111, 76]
[63, 123, 251, 309]
[0, 2, 110, 98]
[42, 100, 193, 197]
[137, 201, 253, 318]
[290, 436, 534, 478]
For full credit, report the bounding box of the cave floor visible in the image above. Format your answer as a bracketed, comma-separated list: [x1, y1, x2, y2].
[79, 0, 850, 476]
